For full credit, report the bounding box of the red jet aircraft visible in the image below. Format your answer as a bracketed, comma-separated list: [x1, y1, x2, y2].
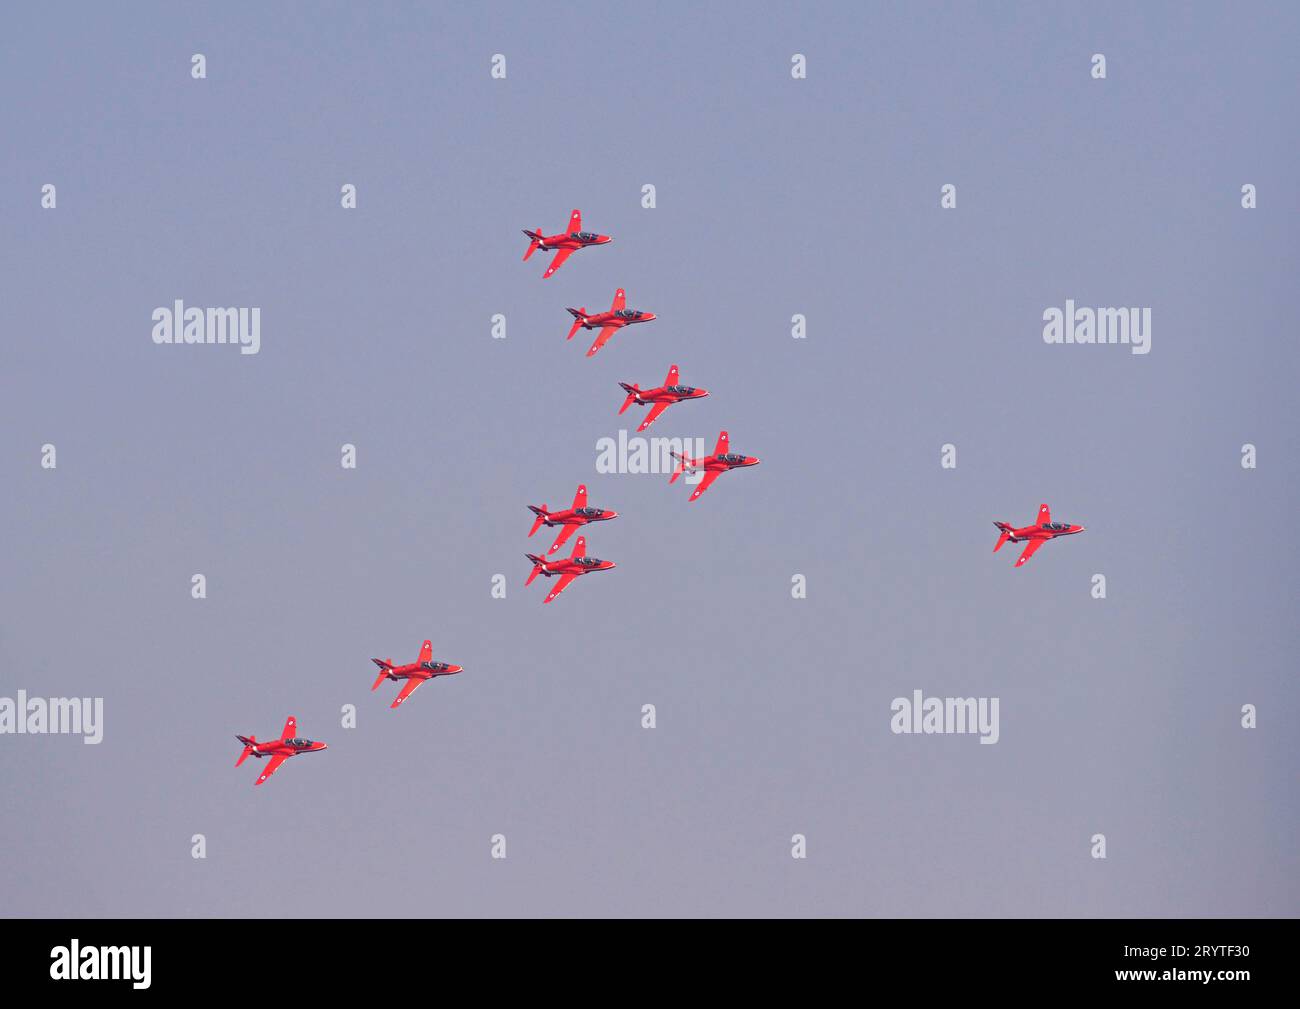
[234, 716, 327, 786]
[370, 639, 464, 709]
[618, 364, 709, 432]
[525, 534, 615, 604]
[522, 209, 612, 279]
[669, 430, 760, 502]
[993, 503, 1085, 567]
[527, 483, 618, 554]
[565, 288, 656, 357]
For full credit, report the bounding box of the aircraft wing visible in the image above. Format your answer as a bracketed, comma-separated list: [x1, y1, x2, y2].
[637, 401, 671, 432]
[1037, 503, 1051, 525]
[571, 535, 587, 559]
[586, 326, 619, 357]
[254, 753, 288, 786]
[280, 716, 296, 741]
[1015, 538, 1047, 567]
[713, 431, 729, 456]
[543, 573, 577, 604]
[391, 678, 424, 709]
[568, 209, 581, 233]
[548, 522, 578, 554]
[572, 484, 588, 510]
[663, 364, 679, 386]
[688, 469, 724, 502]
[611, 288, 626, 312]
[542, 247, 574, 279]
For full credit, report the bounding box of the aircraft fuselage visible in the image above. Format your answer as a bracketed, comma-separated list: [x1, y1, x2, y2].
[637, 386, 708, 405]
[539, 231, 611, 252]
[539, 508, 617, 528]
[1006, 523, 1084, 542]
[698, 453, 760, 473]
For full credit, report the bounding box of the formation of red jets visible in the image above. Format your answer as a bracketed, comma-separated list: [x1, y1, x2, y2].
[234, 637, 462, 785]
[519, 208, 764, 604]
[514, 209, 1084, 601]
[234, 210, 1087, 787]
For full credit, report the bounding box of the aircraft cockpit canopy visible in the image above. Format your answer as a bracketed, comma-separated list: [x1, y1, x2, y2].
[287, 738, 313, 748]
[720, 453, 747, 464]
[575, 556, 603, 567]
[575, 507, 603, 517]
[422, 661, 449, 672]
[572, 231, 599, 241]
[667, 385, 695, 395]
[614, 309, 643, 319]
[1042, 522, 1072, 531]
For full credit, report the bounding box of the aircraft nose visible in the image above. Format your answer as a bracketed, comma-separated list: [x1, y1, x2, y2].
[699, 389, 710, 398]
[605, 510, 619, 519]
[449, 665, 464, 675]
[643, 313, 657, 322]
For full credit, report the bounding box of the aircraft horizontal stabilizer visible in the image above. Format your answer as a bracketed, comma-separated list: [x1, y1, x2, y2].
[566, 312, 585, 340]
[522, 229, 542, 261]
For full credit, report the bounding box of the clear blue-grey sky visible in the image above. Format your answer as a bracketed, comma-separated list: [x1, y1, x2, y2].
[1, 1, 1297, 917]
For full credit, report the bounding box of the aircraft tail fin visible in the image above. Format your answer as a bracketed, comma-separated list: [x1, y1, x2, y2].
[522, 229, 542, 261]
[525, 553, 546, 586]
[566, 308, 588, 341]
[527, 505, 548, 538]
[235, 735, 256, 767]
[370, 657, 394, 690]
[993, 522, 1012, 553]
[618, 382, 639, 414]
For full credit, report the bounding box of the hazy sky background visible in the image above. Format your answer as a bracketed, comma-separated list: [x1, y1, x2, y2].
[2, 1, 1297, 917]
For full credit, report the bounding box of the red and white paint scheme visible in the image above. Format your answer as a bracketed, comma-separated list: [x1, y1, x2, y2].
[565, 288, 656, 357]
[993, 503, 1085, 567]
[527, 484, 618, 555]
[234, 716, 327, 786]
[669, 430, 760, 502]
[618, 364, 709, 432]
[521, 209, 612, 279]
[370, 639, 464, 709]
[524, 535, 616, 604]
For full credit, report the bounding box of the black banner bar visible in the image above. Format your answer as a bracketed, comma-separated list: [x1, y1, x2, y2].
[0, 918, 1278, 995]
